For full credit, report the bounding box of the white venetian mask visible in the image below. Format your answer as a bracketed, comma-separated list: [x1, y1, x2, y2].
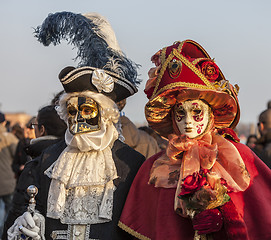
[174, 99, 211, 139]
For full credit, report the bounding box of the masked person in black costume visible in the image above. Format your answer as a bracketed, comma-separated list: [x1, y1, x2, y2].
[4, 12, 144, 240]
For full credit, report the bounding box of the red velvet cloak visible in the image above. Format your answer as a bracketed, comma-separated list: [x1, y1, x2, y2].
[119, 141, 271, 240]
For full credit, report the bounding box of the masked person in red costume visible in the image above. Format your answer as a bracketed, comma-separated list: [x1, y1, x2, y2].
[119, 40, 271, 240]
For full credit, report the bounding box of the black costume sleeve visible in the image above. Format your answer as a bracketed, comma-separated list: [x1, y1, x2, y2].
[2, 139, 145, 240]
[2, 156, 41, 239]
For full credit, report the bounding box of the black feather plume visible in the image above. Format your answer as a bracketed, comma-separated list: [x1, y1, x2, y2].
[34, 11, 140, 85]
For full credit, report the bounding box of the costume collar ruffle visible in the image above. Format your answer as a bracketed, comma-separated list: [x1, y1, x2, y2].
[45, 116, 119, 224]
[149, 129, 250, 216]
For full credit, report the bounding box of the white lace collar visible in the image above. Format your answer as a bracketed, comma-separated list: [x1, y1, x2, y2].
[45, 115, 119, 224]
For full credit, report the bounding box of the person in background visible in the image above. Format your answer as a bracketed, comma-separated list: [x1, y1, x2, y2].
[138, 125, 168, 151]
[24, 117, 36, 140]
[50, 90, 65, 106]
[254, 101, 271, 168]
[3, 105, 67, 239]
[25, 105, 66, 160]
[0, 112, 19, 238]
[116, 98, 161, 159]
[12, 117, 36, 180]
[246, 134, 257, 151]
[11, 124, 24, 141]
[4, 121, 11, 133]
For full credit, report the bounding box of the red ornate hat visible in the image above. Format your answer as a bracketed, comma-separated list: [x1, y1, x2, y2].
[145, 40, 240, 138]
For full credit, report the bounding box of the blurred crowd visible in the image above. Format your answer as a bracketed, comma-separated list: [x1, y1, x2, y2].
[246, 101, 271, 168]
[0, 102, 67, 237]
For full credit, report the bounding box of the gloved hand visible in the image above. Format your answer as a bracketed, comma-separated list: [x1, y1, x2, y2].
[7, 212, 41, 240]
[219, 200, 249, 240]
[192, 208, 223, 235]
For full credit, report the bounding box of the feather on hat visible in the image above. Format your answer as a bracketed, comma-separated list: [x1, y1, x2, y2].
[34, 11, 140, 102]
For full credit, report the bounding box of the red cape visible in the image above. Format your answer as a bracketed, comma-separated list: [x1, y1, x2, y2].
[119, 141, 271, 240]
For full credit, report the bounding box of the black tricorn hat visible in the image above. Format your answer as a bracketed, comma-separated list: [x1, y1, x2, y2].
[35, 12, 140, 101]
[59, 66, 138, 102]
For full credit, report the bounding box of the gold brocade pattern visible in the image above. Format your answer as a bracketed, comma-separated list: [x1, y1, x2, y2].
[118, 221, 151, 240]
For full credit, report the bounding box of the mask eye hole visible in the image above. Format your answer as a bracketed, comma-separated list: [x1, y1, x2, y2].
[193, 109, 202, 115]
[175, 104, 186, 117]
[176, 109, 185, 117]
[67, 106, 78, 116]
[80, 104, 98, 119]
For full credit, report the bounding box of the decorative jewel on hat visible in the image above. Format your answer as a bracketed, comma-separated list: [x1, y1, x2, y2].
[34, 11, 140, 102]
[168, 59, 182, 79]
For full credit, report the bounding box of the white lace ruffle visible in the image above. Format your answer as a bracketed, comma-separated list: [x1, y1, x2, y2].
[47, 180, 116, 224]
[45, 108, 119, 225]
[45, 147, 118, 188]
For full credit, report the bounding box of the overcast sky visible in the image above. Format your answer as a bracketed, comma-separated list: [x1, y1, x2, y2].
[1, 0, 271, 126]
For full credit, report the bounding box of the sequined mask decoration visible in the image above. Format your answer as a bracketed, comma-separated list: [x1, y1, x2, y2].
[174, 100, 211, 139]
[67, 96, 101, 135]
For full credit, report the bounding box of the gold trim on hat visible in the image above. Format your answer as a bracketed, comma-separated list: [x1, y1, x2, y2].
[160, 46, 167, 66]
[192, 57, 212, 65]
[151, 45, 215, 99]
[172, 49, 215, 89]
[151, 48, 174, 99]
[155, 82, 214, 98]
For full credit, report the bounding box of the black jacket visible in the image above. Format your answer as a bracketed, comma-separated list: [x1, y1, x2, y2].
[12, 137, 61, 179]
[3, 139, 145, 240]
